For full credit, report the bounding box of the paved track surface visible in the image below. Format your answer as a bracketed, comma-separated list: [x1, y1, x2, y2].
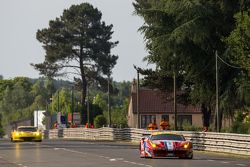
[0, 139, 249, 167]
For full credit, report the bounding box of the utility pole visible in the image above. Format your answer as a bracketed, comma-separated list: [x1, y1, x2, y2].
[57, 90, 59, 113]
[87, 84, 90, 127]
[71, 86, 74, 124]
[108, 74, 111, 127]
[133, 65, 140, 129]
[173, 53, 177, 131]
[173, 71, 177, 131]
[136, 69, 140, 129]
[215, 51, 219, 132]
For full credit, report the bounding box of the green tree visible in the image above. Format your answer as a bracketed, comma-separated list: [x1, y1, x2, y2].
[94, 115, 107, 128]
[0, 78, 33, 125]
[226, 10, 250, 74]
[0, 112, 4, 137]
[33, 3, 118, 124]
[93, 93, 108, 111]
[133, 0, 246, 131]
[110, 99, 129, 128]
[44, 78, 55, 99]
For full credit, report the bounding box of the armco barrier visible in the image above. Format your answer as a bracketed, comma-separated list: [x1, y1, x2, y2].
[43, 127, 250, 156]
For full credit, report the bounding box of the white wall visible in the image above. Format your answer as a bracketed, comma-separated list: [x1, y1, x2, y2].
[34, 110, 46, 130]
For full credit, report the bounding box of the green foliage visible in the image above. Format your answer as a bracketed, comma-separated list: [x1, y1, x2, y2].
[231, 110, 250, 134]
[33, 3, 119, 124]
[103, 100, 129, 128]
[133, 0, 250, 131]
[94, 115, 107, 128]
[89, 103, 103, 124]
[0, 113, 4, 137]
[0, 75, 130, 130]
[178, 120, 202, 132]
[93, 82, 130, 127]
[93, 93, 108, 111]
[225, 10, 250, 74]
[0, 78, 34, 125]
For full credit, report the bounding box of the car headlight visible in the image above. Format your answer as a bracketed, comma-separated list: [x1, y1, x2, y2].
[15, 132, 19, 136]
[152, 143, 157, 148]
[183, 143, 189, 149]
[35, 132, 41, 136]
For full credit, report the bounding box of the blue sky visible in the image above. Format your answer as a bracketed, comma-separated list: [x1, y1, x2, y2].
[0, 0, 153, 82]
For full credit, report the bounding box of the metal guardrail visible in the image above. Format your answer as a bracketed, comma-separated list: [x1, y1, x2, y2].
[43, 127, 250, 156]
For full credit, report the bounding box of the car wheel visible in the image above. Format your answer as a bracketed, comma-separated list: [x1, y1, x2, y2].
[186, 152, 193, 159]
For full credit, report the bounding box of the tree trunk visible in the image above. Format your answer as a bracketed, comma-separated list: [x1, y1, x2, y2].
[201, 103, 211, 128]
[79, 54, 87, 125]
[219, 108, 223, 132]
[80, 77, 87, 125]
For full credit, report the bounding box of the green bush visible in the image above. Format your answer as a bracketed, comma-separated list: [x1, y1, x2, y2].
[231, 111, 250, 134]
[0, 128, 4, 138]
[231, 122, 249, 134]
[179, 120, 202, 131]
[94, 115, 107, 128]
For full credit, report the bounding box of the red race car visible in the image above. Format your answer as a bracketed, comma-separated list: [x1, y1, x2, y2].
[139, 132, 193, 159]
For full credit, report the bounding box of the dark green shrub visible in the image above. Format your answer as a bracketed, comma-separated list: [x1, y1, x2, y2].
[94, 115, 107, 128]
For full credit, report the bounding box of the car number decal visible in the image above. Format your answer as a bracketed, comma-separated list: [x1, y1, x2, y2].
[165, 141, 173, 151]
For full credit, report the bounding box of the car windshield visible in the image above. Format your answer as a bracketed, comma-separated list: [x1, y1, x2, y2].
[150, 134, 185, 141]
[17, 127, 37, 132]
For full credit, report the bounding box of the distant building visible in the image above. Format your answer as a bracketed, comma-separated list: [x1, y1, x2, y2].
[34, 110, 46, 130]
[127, 81, 203, 129]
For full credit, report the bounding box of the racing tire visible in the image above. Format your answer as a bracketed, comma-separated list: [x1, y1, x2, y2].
[140, 149, 148, 158]
[185, 152, 193, 159]
[10, 138, 16, 142]
[179, 152, 193, 159]
[139, 144, 145, 158]
[140, 152, 146, 158]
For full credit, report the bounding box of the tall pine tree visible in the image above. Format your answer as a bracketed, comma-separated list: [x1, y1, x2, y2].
[33, 3, 118, 123]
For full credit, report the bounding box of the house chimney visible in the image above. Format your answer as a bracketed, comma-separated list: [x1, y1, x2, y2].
[131, 79, 137, 93]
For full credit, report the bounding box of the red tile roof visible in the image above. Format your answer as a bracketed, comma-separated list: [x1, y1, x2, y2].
[131, 89, 201, 114]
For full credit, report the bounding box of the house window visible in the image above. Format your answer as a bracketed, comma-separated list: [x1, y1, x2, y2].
[177, 115, 192, 128]
[141, 115, 156, 129]
[161, 115, 169, 121]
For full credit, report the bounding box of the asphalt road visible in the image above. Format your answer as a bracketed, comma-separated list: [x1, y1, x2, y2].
[0, 139, 249, 167]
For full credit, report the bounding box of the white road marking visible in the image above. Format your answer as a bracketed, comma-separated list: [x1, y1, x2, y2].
[145, 165, 153, 167]
[236, 164, 247, 167]
[53, 147, 152, 167]
[63, 148, 87, 155]
[221, 161, 229, 164]
[207, 159, 215, 162]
